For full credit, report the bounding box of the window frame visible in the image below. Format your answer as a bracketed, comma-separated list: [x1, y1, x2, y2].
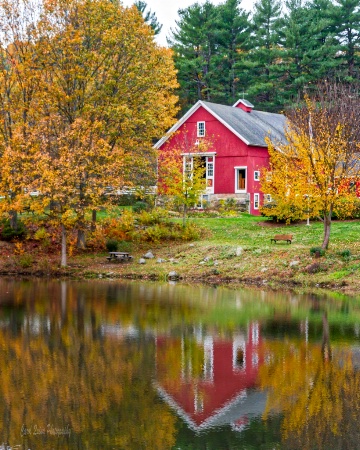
[254, 170, 260, 181]
[264, 193, 272, 203]
[197, 121, 206, 137]
[254, 193, 260, 209]
[234, 167, 247, 193]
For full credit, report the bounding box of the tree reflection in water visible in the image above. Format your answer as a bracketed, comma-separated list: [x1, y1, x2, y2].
[0, 280, 176, 450]
[0, 279, 359, 449]
[260, 311, 360, 449]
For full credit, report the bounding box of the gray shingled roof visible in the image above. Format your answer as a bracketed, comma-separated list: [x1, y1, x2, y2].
[202, 101, 287, 147]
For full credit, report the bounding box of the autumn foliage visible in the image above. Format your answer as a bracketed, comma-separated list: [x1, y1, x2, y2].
[0, 0, 178, 265]
[261, 83, 360, 249]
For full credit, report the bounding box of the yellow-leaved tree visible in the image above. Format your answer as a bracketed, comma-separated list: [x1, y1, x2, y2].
[158, 133, 213, 225]
[0, 0, 42, 230]
[261, 83, 360, 249]
[0, 0, 178, 266]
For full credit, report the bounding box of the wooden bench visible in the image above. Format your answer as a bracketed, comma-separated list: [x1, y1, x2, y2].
[271, 234, 293, 244]
[106, 252, 133, 262]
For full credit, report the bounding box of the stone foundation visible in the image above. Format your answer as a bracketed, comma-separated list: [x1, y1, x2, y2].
[201, 193, 250, 212]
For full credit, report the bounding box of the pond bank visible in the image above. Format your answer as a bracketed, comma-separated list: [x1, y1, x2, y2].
[1, 240, 359, 297]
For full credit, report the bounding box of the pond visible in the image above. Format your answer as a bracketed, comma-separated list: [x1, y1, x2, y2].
[0, 279, 359, 450]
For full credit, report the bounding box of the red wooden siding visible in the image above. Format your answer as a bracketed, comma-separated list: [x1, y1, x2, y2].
[159, 105, 272, 215]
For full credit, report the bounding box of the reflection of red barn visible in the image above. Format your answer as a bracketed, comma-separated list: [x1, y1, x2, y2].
[155, 322, 266, 431]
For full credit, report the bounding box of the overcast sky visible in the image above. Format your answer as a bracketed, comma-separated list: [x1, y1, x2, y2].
[121, 0, 254, 46]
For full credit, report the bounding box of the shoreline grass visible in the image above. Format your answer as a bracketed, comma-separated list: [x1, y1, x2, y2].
[2, 213, 360, 296]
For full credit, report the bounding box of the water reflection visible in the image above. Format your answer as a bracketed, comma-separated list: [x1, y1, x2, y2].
[0, 279, 358, 449]
[155, 323, 265, 433]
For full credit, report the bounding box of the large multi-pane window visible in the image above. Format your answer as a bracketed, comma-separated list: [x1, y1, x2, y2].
[183, 154, 215, 194]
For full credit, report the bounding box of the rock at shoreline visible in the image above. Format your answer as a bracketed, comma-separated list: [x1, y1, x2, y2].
[168, 271, 180, 281]
[144, 251, 155, 259]
[139, 258, 146, 264]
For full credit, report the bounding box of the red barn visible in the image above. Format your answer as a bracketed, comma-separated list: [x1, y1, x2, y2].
[155, 99, 287, 215]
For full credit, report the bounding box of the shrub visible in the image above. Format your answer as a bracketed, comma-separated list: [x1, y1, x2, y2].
[142, 224, 167, 243]
[136, 208, 168, 226]
[225, 197, 237, 209]
[332, 198, 360, 219]
[106, 239, 118, 252]
[338, 249, 351, 260]
[181, 222, 202, 240]
[86, 226, 107, 251]
[310, 247, 325, 257]
[117, 194, 137, 206]
[0, 219, 27, 241]
[34, 227, 50, 248]
[132, 201, 149, 213]
[103, 210, 135, 241]
[18, 253, 33, 268]
[34, 227, 49, 240]
[260, 201, 304, 223]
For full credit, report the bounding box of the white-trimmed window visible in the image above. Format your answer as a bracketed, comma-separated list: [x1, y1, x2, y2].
[264, 194, 272, 203]
[206, 156, 214, 193]
[183, 156, 193, 181]
[254, 193, 260, 209]
[254, 170, 260, 181]
[235, 167, 247, 193]
[197, 121, 205, 137]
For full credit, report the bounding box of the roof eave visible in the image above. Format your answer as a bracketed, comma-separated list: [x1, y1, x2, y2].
[154, 100, 260, 148]
[153, 101, 204, 149]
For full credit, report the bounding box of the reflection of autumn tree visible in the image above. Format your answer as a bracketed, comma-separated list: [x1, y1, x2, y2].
[157, 338, 205, 391]
[0, 286, 176, 449]
[260, 318, 360, 449]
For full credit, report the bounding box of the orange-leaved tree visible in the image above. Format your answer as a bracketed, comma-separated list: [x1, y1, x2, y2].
[0, 0, 178, 266]
[261, 83, 360, 249]
[0, 0, 43, 230]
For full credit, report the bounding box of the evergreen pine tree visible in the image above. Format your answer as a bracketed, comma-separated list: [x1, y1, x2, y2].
[135, 1, 162, 35]
[169, 2, 220, 112]
[213, 0, 251, 105]
[281, 0, 339, 104]
[246, 0, 284, 111]
[332, 0, 360, 79]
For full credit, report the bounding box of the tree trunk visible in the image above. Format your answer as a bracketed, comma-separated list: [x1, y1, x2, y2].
[182, 203, 187, 227]
[91, 209, 97, 232]
[9, 210, 18, 230]
[76, 214, 86, 249]
[321, 210, 332, 250]
[77, 228, 86, 249]
[61, 224, 67, 267]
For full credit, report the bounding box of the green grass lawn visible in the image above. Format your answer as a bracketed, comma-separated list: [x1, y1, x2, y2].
[132, 213, 360, 295]
[186, 214, 360, 250]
